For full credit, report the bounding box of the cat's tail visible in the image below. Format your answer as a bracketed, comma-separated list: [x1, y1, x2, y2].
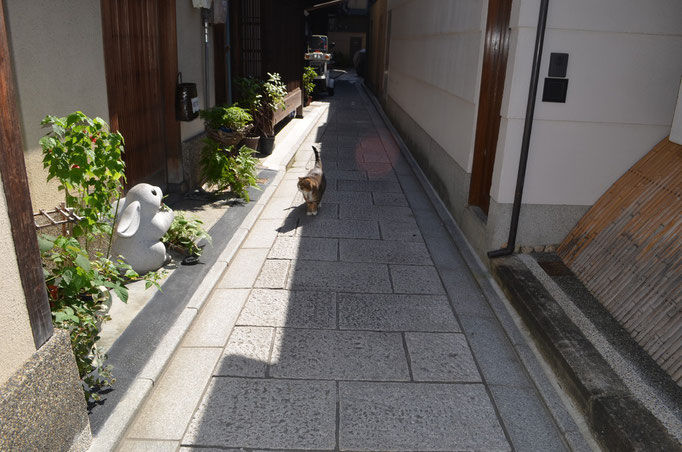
[312, 145, 321, 164]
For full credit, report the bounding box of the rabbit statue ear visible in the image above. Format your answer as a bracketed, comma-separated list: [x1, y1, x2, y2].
[116, 201, 141, 238]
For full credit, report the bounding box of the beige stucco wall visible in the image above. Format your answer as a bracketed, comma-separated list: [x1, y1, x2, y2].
[491, 0, 682, 206]
[176, 2, 215, 141]
[386, 0, 487, 173]
[5, 0, 109, 212]
[0, 175, 37, 386]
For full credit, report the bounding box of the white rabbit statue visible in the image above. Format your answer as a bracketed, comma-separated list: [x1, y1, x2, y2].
[110, 183, 174, 274]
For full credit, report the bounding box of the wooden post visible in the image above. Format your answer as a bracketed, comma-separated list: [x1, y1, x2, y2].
[0, 0, 53, 348]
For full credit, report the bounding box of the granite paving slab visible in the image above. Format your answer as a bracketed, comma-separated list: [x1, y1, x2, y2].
[269, 329, 410, 380]
[372, 192, 409, 206]
[337, 294, 459, 332]
[267, 236, 339, 261]
[216, 248, 269, 289]
[238, 289, 336, 329]
[390, 264, 446, 294]
[320, 190, 373, 205]
[379, 219, 424, 242]
[297, 218, 380, 239]
[405, 332, 481, 382]
[338, 179, 402, 193]
[254, 259, 289, 288]
[214, 327, 274, 378]
[490, 385, 568, 452]
[288, 260, 392, 293]
[126, 347, 222, 441]
[339, 204, 415, 222]
[339, 382, 510, 451]
[339, 239, 432, 265]
[459, 315, 532, 388]
[183, 378, 336, 450]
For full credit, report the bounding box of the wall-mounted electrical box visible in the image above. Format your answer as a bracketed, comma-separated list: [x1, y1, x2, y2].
[543, 52, 569, 103]
[542, 78, 569, 103]
[548, 53, 569, 77]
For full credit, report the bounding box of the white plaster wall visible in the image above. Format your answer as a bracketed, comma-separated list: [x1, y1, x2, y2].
[176, 2, 215, 141]
[670, 78, 682, 144]
[491, 0, 682, 205]
[0, 176, 37, 386]
[4, 0, 109, 211]
[386, 0, 487, 172]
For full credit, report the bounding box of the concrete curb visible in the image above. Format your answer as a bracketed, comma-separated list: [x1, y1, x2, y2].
[89, 104, 329, 452]
[491, 255, 681, 451]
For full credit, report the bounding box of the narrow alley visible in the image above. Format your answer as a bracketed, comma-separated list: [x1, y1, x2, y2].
[116, 80, 593, 452]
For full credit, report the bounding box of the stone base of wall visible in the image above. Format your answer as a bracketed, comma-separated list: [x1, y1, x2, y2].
[0, 329, 91, 451]
[384, 96, 470, 223]
[182, 133, 207, 192]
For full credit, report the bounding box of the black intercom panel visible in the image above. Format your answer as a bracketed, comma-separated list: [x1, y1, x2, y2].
[543, 52, 569, 103]
[549, 53, 569, 78]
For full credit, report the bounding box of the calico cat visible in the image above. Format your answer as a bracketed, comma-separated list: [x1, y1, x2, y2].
[297, 146, 326, 216]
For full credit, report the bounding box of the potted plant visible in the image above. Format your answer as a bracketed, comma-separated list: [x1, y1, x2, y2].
[303, 66, 316, 105]
[258, 72, 287, 154]
[162, 212, 212, 258]
[235, 73, 287, 155]
[199, 105, 253, 148]
[199, 141, 260, 201]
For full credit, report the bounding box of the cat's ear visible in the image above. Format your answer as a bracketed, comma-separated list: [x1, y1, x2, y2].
[298, 177, 304, 181]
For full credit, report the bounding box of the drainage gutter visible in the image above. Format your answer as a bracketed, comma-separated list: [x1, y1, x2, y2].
[488, 0, 550, 259]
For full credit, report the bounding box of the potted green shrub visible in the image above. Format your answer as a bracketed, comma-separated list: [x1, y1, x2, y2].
[235, 73, 287, 154]
[303, 66, 316, 105]
[161, 212, 212, 258]
[259, 73, 287, 154]
[199, 140, 260, 201]
[199, 104, 253, 148]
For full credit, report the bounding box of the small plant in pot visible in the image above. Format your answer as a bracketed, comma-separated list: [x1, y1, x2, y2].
[235, 73, 287, 154]
[161, 212, 212, 262]
[303, 66, 316, 105]
[199, 105, 253, 148]
[199, 139, 260, 202]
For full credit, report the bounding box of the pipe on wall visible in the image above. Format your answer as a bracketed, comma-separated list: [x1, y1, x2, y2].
[201, 7, 211, 109]
[488, 0, 550, 259]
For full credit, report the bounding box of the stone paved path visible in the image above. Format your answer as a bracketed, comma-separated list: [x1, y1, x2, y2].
[118, 81, 594, 451]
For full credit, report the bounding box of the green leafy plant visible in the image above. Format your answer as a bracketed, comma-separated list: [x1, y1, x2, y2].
[40, 112, 126, 242]
[303, 66, 317, 102]
[234, 76, 264, 114]
[199, 105, 253, 131]
[262, 72, 288, 111]
[200, 140, 260, 201]
[162, 212, 212, 257]
[38, 112, 165, 402]
[39, 235, 162, 401]
[234, 73, 287, 137]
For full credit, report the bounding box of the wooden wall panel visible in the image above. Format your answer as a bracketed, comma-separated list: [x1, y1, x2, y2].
[559, 137, 682, 385]
[101, 0, 177, 189]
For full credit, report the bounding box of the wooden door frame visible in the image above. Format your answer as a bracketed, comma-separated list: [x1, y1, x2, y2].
[469, 0, 513, 215]
[0, 0, 53, 348]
